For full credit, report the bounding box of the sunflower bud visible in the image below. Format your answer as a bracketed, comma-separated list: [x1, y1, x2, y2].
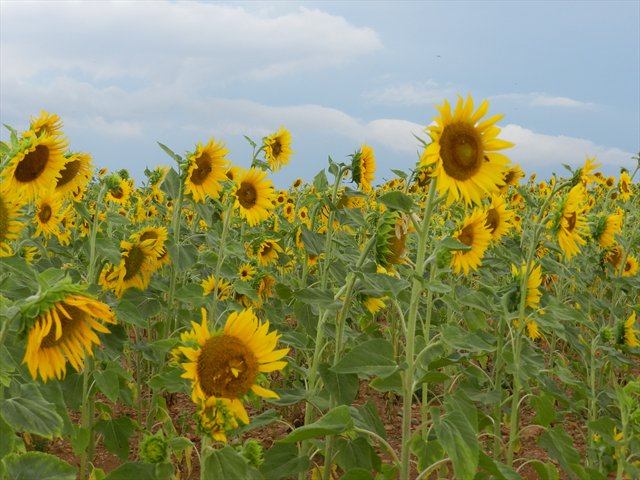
[240, 439, 264, 468]
[139, 434, 168, 463]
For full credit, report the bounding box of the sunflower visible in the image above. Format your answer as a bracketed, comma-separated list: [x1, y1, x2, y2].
[0, 183, 25, 256]
[23, 111, 65, 138]
[420, 96, 512, 206]
[291, 178, 303, 189]
[55, 152, 94, 199]
[238, 263, 256, 282]
[23, 293, 116, 382]
[282, 203, 295, 223]
[201, 276, 232, 300]
[376, 211, 408, 269]
[525, 320, 542, 341]
[263, 127, 293, 172]
[105, 177, 132, 206]
[484, 194, 514, 242]
[297, 207, 311, 227]
[618, 171, 631, 202]
[556, 184, 588, 260]
[622, 256, 638, 277]
[256, 239, 282, 267]
[233, 168, 275, 226]
[179, 308, 289, 402]
[275, 190, 288, 206]
[450, 209, 492, 275]
[363, 296, 388, 315]
[184, 138, 229, 202]
[196, 396, 249, 443]
[130, 226, 168, 265]
[33, 191, 65, 239]
[512, 261, 542, 309]
[106, 240, 156, 297]
[500, 164, 525, 193]
[257, 275, 276, 302]
[351, 144, 376, 193]
[578, 156, 603, 186]
[618, 312, 639, 348]
[605, 245, 623, 271]
[2, 134, 68, 203]
[593, 213, 623, 248]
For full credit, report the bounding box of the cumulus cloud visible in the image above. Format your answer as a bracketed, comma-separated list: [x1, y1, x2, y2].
[0, 1, 381, 87]
[362, 80, 457, 106]
[492, 92, 594, 109]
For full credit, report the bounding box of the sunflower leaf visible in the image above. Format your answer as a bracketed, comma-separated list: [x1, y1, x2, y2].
[3, 452, 76, 480]
[377, 191, 413, 212]
[0, 384, 63, 438]
[280, 405, 353, 443]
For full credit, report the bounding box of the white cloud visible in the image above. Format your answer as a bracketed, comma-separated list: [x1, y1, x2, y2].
[0, 1, 381, 87]
[501, 124, 634, 171]
[492, 92, 594, 109]
[362, 81, 457, 106]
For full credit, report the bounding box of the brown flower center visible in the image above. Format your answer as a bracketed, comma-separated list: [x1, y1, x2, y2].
[196, 334, 259, 398]
[190, 153, 212, 185]
[123, 245, 146, 281]
[439, 123, 483, 181]
[458, 224, 475, 246]
[485, 208, 500, 233]
[237, 182, 258, 209]
[41, 305, 83, 348]
[56, 159, 81, 188]
[38, 204, 52, 223]
[15, 145, 50, 182]
[260, 242, 273, 257]
[0, 198, 9, 243]
[110, 186, 124, 199]
[566, 212, 577, 232]
[271, 141, 282, 158]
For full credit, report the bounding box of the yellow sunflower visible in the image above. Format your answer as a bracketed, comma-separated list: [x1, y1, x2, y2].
[105, 177, 132, 206]
[275, 190, 288, 206]
[579, 156, 603, 186]
[450, 208, 492, 275]
[618, 170, 631, 202]
[23, 111, 65, 138]
[512, 261, 542, 309]
[500, 164, 525, 193]
[297, 207, 311, 227]
[2, 134, 68, 203]
[255, 239, 282, 267]
[0, 183, 25, 256]
[179, 308, 289, 402]
[622, 256, 638, 277]
[106, 240, 156, 297]
[238, 263, 256, 282]
[291, 178, 303, 189]
[556, 184, 588, 260]
[33, 191, 65, 239]
[525, 319, 542, 341]
[594, 213, 623, 248]
[258, 275, 276, 302]
[130, 226, 168, 267]
[420, 96, 512, 206]
[283, 203, 296, 223]
[55, 152, 94, 199]
[196, 395, 249, 443]
[184, 138, 229, 202]
[263, 127, 293, 172]
[484, 194, 514, 242]
[351, 144, 376, 193]
[23, 294, 116, 382]
[233, 168, 275, 226]
[201, 276, 232, 300]
[620, 312, 639, 347]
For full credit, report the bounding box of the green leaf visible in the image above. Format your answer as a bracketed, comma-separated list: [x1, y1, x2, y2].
[335, 437, 380, 472]
[319, 364, 359, 406]
[350, 400, 386, 440]
[390, 169, 407, 179]
[3, 451, 76, 480]
[94, 366, 121, 403]
[115, 300, 148, 328]
[300, 225, 326, 255]
[201, 445, 261, 479]
[341, 468, 375, 480]
[259, 443, 309, 479]
[95, 416, 137, 460]
[331, 339, 397, 378]
[104, 462, 157, 480]
[235, 410, 280, 435]
[538, 426, 586, 479]
[313, 169, 328, 191]
[149, 365, 187, 393]
[160, 167, 181, 199]
[293, 288, 341, 310]
[439, 236, 472, 251]
[0, 415, 16, 460]
[530, 393, 557, 427]
[433, 405, 479, 480]
[530, 460, 560, 480]
[157, 142, 182, 164]
[0, 385, 63, 438]
[377, 191, 414, 212]
[280, 405, 353, 443]
[440, 324, 495, 354]
[70, 426, 90, 456]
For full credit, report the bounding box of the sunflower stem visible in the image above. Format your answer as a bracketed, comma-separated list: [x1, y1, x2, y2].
[86, 183, 107, 284]
[400, 177, 438, 480]
[167, 174, 185, 335]
[209, 202, 234, 327]
[79, 356, 95, 480]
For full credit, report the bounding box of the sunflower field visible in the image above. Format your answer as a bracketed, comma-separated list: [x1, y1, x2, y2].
[0, 98, 639, 480]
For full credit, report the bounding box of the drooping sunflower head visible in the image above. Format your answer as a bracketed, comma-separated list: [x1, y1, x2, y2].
[196, 396, 249, 443]
[130, 226, 168, 261]
[33, 191, 64, 239]
[511, 261, 543, 310]
[450, 208, 492, 275]
[578, 155, 603, 186]
[233, 168, 275, 227]
[201, 275, 232, 300]
[184, 138, 229, 202]
[23, 293, 116, 382]
[375, 210, 409, 268]
[2, 134, 68, 203]
[180, 308, 288, 402]
[255, 239, 282, 266]
[0, 182, 25, 257]
[263, 127, 293, 172]
[617, 312, 639, 348]
[622, 256, 639, 277]
[618, 170, 632, 201]
[484, 194, 514, 242]
[23, 111, 65, 138]
[55, 152, 94, 199]
[108, 240, 156, 297]
[555, 184, 588, 260]
[351, 144, 376, 193]
[420, 96, 512, 206]
[592, 213, 623, 249]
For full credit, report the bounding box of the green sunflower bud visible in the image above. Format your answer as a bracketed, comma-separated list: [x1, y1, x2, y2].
[139, 434, 168, 464]
[241, 439, 264, 468]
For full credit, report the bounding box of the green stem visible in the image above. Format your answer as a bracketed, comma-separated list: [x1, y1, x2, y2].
[400, 178, 438, 480]
[209, 203, 234, 327]
[79, 357, 95, 480]
[86, 184, 107, 284]
[167, 179, 184, 335]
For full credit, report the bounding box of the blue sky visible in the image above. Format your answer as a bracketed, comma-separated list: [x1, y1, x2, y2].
[1, 0, 638, 188]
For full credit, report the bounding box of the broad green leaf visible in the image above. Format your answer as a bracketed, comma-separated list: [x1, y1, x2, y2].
[341, 468, 375, 480]
[104, 462, 156, 480]
[300, 225, 326, 255]
[95, 416, 137, 460]
[0, 415, 15, 459]
[94, 365, 123, 403]
[335, 437, 380, 472]
[350, 400, 386, 440]
[538, 426, 587, 479]
[313, 169, 328, 191]
[377, 191, 413, 212]
[433, 406, 479, 480]
[439, 236, 472, 251]
[0, 386, 63, 438]
[259, 443, 309, 479]
[293, 288, 341, 310]
[530, 393, 557, 427]
[201, 445, 261, 479]
[3, 451, 76, 480]
[235, 410, 280, 435]
[476, 451, 520, 480]
[331, 339, 397, 378]
[440, 324, 495, 354]
[280, 405, 353, 443]
[530, 460, 560, 480]
[319, 363, 359, 406]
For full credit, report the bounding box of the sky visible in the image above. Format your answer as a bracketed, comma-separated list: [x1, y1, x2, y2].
[1, 0, 639, 188]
